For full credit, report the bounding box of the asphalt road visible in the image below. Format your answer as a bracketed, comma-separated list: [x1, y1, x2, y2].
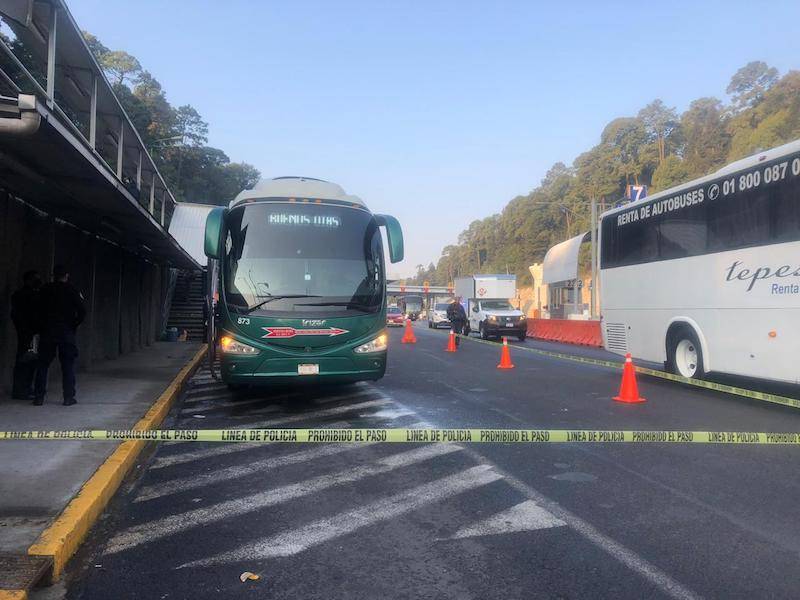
[45, 324, 800, 599]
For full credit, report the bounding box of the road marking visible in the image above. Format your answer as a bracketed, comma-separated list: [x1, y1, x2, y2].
[460, 447, 701, 600]
[180, 397, 283, 415]
[150, 421, 352, 470]
[182, 387, 378, 414]
[448, 500, 565, 540]
[385, 395, 702, 600]
[181, 465, 503, 566]
[136, 443, 372, 502]
[362, 408, 416, 420]
[106, 444, 461, 554]
[234, 398, 392, 429]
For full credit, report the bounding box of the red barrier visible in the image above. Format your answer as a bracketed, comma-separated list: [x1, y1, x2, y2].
[527, 318, 602, 347]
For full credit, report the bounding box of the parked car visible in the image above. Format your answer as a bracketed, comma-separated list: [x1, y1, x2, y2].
[386, 305, 405, 327]
[428, 302, 452, 329]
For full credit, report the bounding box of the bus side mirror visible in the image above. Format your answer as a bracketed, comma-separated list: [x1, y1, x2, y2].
[204, 207, 226, 259]
[374, 214, 404, 263]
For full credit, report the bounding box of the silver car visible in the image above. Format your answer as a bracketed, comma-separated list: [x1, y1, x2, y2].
[427, 302, 452, 329]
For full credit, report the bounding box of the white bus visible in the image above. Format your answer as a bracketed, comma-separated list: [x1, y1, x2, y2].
[599, 139, 800, 385]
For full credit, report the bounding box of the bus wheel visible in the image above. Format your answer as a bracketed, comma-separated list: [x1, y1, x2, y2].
[480, 323, 489, 340]
[669, 329, 706, 379]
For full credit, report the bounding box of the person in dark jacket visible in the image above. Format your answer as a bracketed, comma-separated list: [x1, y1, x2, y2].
[10, 270, 42, 399]
[446, 297, 468, 346]
[33, 265, 86, 406]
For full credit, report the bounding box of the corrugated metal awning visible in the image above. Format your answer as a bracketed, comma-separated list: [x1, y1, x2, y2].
[168, 203, 216, 266]
[542, 232, 588, 284]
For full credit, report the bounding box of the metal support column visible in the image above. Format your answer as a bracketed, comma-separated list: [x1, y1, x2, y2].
[160, 190, 166, 226]
[149, 178, 155, 215]
[89, 75, 97, 148]
[46, 4, 57, 108]
[590, 198, 597, 319]
[116, 120, 124, 179]
[136, 150, 142, 191]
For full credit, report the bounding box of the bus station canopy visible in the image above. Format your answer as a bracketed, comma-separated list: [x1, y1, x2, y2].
[542, 231, 588, 285]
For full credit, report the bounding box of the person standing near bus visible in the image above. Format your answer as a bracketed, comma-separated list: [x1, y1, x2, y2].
[33, 265, 86, 406]
[447, 297, 467, 346]
[10, 270, 41, 400]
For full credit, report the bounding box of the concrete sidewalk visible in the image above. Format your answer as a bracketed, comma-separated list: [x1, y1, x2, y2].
[0, 342, 202, 557]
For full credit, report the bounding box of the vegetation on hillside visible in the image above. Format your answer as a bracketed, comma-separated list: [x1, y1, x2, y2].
[409, 62, 800, 286]
[83, 32, 260, 205]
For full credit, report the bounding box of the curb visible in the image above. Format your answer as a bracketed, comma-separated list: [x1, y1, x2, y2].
[25, 344, 207, 583]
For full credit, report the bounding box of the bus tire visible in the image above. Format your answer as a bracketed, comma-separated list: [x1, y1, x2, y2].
[667, 327, 706, 380]
[480, 322, 489, 340]
[517, 333, 526, 342]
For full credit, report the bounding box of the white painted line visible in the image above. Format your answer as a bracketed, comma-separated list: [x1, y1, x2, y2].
[136, 443, 372, 502]
[448, 500, 565, 540]
[384, 395, 702, 600]
[180, 396, 282, 415]
[182, 465, 502, 566]
[461, 447, 701, 600]
[151, 421, 352, 470]
[235, 398, 392, 429]
[106, 444, 461, 554]
[199, 388, 380, 417]
[362, 408, 415, 420]
[309, 388, 381, 406]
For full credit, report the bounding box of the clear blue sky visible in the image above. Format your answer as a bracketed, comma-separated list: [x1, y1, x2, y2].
[69, 0, 800, 278]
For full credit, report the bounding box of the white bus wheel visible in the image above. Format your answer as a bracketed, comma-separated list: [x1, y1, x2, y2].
[669, 330, 706, 379]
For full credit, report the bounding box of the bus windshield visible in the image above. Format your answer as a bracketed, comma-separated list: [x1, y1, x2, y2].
[223, 203, 384, 315]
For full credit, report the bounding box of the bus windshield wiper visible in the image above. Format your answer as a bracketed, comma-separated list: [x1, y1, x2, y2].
[245, 294, 320, 314]
[302, 300, 375, 311]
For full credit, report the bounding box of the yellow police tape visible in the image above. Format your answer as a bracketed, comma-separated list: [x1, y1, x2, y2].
[457, 332, 800, 410]
[2, 428, 800, 444]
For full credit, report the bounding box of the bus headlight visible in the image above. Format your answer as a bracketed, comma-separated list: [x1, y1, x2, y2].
[220, 336, 260, 355]
[488, 315, 498, 322]
[354, 333, 388, 354]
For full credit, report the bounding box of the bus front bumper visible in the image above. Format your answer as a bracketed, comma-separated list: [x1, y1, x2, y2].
[220, 352, 387, 385]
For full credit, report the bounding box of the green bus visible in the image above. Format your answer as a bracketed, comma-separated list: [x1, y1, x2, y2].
[203, 177, 403, 387]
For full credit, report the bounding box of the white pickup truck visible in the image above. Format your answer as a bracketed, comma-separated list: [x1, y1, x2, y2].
[454, 275, 527, 341]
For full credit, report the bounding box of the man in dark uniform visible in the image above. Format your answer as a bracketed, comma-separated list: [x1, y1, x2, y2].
[33, 265, 86, 406]
[10, 270, 41, 399]
[446, 297, 468, 347]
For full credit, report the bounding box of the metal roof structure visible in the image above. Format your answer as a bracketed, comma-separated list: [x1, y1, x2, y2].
[168, 202, 217, 266]
[0, 0, 198, 269]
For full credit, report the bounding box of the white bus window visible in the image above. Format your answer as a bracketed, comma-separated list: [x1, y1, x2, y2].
[707, 188, 770, 251]
[603, 218, 658, 267]
[659, 214, 707, 259]
[773, 179, 800, 243]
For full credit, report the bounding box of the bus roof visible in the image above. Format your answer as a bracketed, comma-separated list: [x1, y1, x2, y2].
[600, 137, 800, 221]
[229, 177, 367, 209]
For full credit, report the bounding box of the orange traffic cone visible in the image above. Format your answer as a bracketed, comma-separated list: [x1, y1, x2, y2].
[497, 337, 514, 369]
[445, 329, 457, 352]
[613, 353, 646, 403]
[401, 318, 417, 344]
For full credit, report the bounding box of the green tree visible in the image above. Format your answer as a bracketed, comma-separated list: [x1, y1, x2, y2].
[726, 60, 778, 113]
[681, 97, 729, 177]
[175, 105, 208, 146]
[101, 50, 142, 86]
[727, 71, 800, 160]
[638, 99, 681, 164]
[651, 155, 691, 191]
